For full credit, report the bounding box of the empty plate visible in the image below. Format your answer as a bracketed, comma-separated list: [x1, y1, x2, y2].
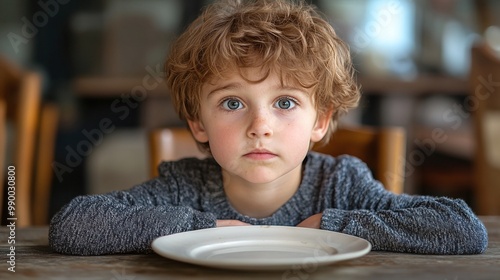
[152, 225, 371, 270]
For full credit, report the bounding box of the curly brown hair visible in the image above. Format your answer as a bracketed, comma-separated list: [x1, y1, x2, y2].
[165, 0, 360, 151]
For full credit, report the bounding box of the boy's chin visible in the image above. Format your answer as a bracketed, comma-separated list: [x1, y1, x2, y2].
[227, 169, 299, 186]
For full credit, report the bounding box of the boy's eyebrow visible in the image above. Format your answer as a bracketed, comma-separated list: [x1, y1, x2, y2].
[207, 83, 242, 96]
[278, 85, 309, 95]
[207, 83, 309, 96]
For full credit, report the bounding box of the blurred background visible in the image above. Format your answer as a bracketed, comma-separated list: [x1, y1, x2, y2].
[1, 0, 500, 225]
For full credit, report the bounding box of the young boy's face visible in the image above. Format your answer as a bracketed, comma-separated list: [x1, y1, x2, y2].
[188, 68, 330, 186]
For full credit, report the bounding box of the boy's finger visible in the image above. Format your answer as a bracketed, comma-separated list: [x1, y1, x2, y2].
[216, 220, 250, 227]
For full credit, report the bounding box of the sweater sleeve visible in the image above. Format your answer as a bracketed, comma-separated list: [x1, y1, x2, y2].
[320, 156, 488, 255]
[49, 161, 217, 255]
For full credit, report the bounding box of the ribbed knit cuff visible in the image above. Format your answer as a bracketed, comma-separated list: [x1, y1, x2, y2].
[320, 208, 350, 232]
[192, 211, 217, 230]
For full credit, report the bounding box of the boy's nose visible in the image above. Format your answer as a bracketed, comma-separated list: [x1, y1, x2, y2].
[247, 110, 273, 138]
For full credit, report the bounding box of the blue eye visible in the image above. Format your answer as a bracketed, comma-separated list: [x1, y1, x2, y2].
[222, 98, 242, 110]
[275, 97, 296, 109]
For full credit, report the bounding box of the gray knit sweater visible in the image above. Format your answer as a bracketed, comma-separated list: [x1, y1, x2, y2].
[49, 152, 488, 255]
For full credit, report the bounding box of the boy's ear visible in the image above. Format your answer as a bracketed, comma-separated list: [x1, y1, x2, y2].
[311, 109, 333, 143]
[187, 119, 209, 143]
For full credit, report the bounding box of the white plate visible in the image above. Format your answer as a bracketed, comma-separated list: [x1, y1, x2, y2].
[151, 226, 371, 270]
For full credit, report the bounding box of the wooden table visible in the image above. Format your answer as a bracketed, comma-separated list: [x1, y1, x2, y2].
[1, 216, 499, 279]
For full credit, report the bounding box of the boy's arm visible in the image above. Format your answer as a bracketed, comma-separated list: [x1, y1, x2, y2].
[49, 177, 216, 256]
[319, 157, 488, 255]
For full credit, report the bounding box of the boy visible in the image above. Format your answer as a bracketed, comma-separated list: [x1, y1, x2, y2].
[49, 0, 487, 255]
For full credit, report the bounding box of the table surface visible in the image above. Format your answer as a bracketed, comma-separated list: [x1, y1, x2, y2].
[1, 216, 499, 280]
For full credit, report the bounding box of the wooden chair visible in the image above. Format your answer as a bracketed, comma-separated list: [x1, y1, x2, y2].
[312, 126, 406, 194]
[470, 42, 500, 215]
[1, 56, 59, 226]
[32, 103, 59, 225]
[148, 125, 406, 194]
[148, 127, 205, 178]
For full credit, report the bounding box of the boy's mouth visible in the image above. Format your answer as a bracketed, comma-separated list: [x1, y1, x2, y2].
[243, 149, 277, 160]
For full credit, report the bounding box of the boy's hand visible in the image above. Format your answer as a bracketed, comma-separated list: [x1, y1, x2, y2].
[296, 213, 323, 229]
[216, 220, 250, 227]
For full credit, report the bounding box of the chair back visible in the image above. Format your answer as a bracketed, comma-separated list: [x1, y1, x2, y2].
[470, 42, 500, 215]
[313, 126, 405, 194]
[32, 103, 59, 225]
[148, 126, 406, 194]
[1, 56, 59, 226]
[1, 71, 41, 227]
[148, 127, 205, 178]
